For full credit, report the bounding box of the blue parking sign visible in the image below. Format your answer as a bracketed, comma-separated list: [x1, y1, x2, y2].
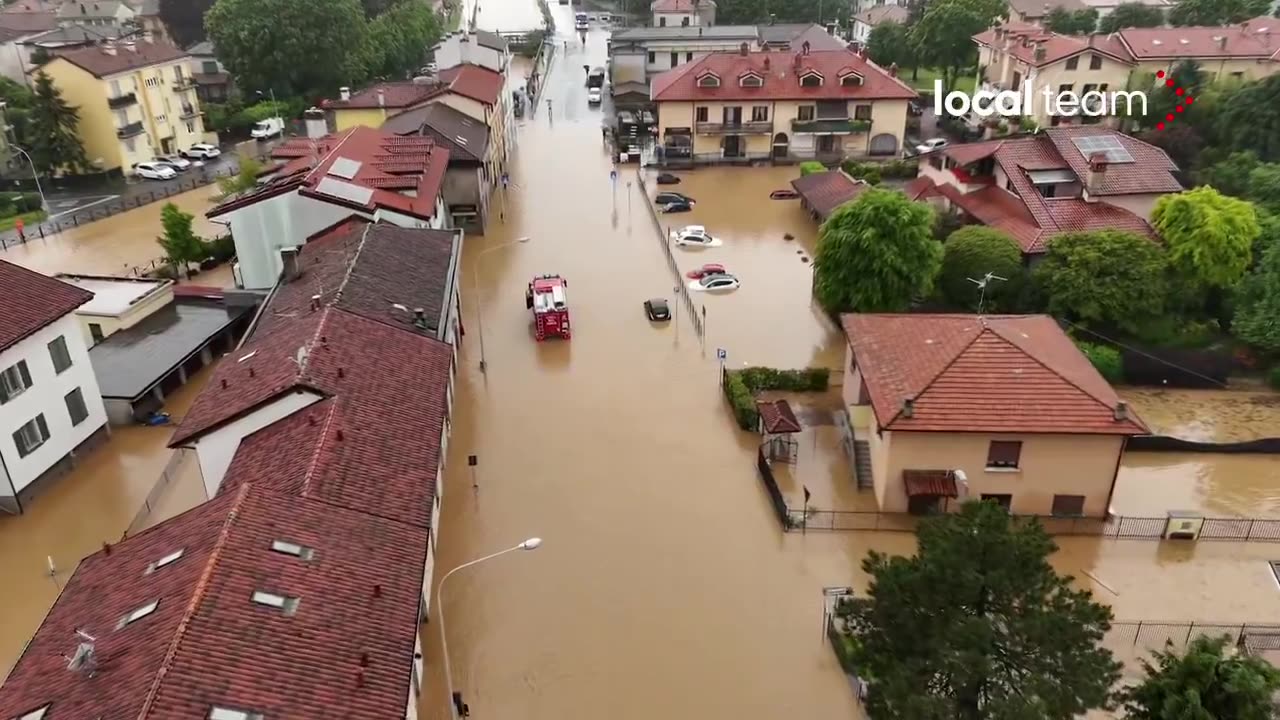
[716, 348, 727, 360]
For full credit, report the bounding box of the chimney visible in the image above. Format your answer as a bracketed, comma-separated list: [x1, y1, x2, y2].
[1215, 35, 1227, 50]
[1085, 151, 1107, 196]
[412, 307, 428, 330]
[802, 40, 811, 55]
[339, 86, 351, 101]
[310, 294, 322, 311]
[901, 398, 914, 418]
[888, 62, 898, 77]
[1034, 43, 1046, 62]
[102, 542, 111, 555]
[280, 247, 301, 283]
[79, 3, 86, 13]
[304, 106, 327, 139]
[793, 52, 802, 69]
[1113, 401, 1128, 422]
[376, 89, 386, 108]
[763, 56, 771, 69]
[739, 41, 748, 56]
[141, 28, 152, 43]
[360, 652, 370, 666]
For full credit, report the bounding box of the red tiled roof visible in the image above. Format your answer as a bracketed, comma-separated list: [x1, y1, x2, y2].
[0, 260, 94, 353]
[942, 139, 1004, 166]
[903, 469, 958, 497]
[973, 24, 1134, 68]
[652, 49, 916, 102]
[841, 313, 1148, 434]
[209, 126, 450, 221]
[49, 39, 187, 77]
[0, 9, 54, 38]
[903, 175, 939, 200]
[324, 80, 447, 110]
[1042, 126, 1182, 196]
[0, 484, 428, 720]
[438, 63, 504, 105]
[1117, 18, 1280, 60]
[651, 0, 696, 11]
[757, 399, 802, 434]
[790, 169, 869, 219]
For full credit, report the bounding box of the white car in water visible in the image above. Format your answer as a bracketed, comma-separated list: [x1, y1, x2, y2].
[587, 87, 602, 105]
[688, 273, 740, 292]
[183, 143, 221, 160]
[671, 225, 721, 247]
[133, 161, 177, 180]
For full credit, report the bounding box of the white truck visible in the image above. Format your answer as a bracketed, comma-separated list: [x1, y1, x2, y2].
[251, 117, 285, 139]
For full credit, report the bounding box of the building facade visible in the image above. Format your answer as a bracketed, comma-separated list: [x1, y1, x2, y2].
[186, 40, 232, 104]
[650, 0, 716, 28]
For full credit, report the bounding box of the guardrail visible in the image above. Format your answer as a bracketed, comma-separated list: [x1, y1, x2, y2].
[634, 167, 705, 339]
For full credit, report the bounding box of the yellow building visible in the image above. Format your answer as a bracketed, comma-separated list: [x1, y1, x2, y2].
[841, 314, 1148, 518]
[652, 44, 916, 163]
[39, 37, 207, 174]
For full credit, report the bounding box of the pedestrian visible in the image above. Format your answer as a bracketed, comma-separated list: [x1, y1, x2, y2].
[15, 217, 24, 243]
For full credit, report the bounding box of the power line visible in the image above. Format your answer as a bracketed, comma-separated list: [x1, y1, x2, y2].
[1058, 319, 1228, 389]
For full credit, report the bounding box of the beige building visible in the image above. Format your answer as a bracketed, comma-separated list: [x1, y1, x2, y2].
[650, 0, 715, 28]
[840, 313, 1147, 518]
[652, 44, 916, 163]
[55, 274, 173, 346]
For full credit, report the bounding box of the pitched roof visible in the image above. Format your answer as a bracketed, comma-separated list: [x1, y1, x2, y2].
[384, 102, 489, 163]
[973, 24, 1134, 68]
[209, 127, 450, 221]
[652, 48, 916, 102]
[1007, 0, 1085, 18]
[0, 10, 55, 40]
[0, 260, 94, 353]
[48, 39, 186, 77]
[324, 79, 447, 110]
[185, 39, 214, 55]
[757, 399, 802, 433]
[56, 0, 131, 19]
[757, 23, 849, 51]
[841, 313, 1148, 434]
[790, 169, 869, 219]
[0, 484, 428, 720]
[438, 62, 503, 105]
[1042, 126, 1181, 195]
[1116, 19, 1280, 60]
[613, 24, 758, 42]
[473, 29, 508, 51]
[853, 5, 908, 26]
[651, 0, 710, 12]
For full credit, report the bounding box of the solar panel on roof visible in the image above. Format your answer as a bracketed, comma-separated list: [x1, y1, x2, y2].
[314, 176, 375, 205]
[327, 156, 362, 179]
[1071, 135, 1133, 164]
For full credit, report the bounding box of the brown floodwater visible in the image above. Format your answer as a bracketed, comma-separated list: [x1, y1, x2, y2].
[0, 185, 223, 277]
[1121, 387, 1280, 443]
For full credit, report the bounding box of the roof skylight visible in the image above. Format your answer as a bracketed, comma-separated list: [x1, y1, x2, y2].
[146, 548, 184, 574]
[12, 705, 50, 720]
[208, 707, 265, 720]
[270, 540, 315, 561]
[1071, 134, 1134, 164]
[117, 599, 159, 628]
[252, 590, 301, 615]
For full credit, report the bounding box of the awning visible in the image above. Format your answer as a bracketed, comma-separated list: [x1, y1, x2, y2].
[757, 399, 802, 434]
[903, 470, 958, 498]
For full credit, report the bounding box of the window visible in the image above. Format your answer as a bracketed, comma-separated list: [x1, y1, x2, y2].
[751, 105, 768, 122]
[986, 440, 1022, 469]
[65, 388, 88, 426]
[164, 98, 171, 112]
[740, 74, 763, 87]
[797, 105, 815, 121]
[1038, 183, 1057, 198]
[840, 74, 862, 86]
[681, 16, 690, 26]
[1058, 83, 1073, 94]
[647, 51, 655, 64]
[88, 323, 104, 344]
[155, 113, 167, 123]
[270, 539, 315, 560]
[800, 72, 823, 87]
[110, 79, 121, 95]
[146, 548, 184, 574]
[252, 590, 300, 615]
[186, 120, 196, 133]
[670, 52, 679, 67]
[1052, 494, 1086, 517]
[854, 104, 872, 121]
[117, 599, 159, 628]
[145, 76, 158, 87]
[208, 708, 265, 720]
[48, 336, 72, 374]
[695, 106, 709, 122]
[1089, 54, 1102, 70]
[0, 360, 33, 403]
[202, 60, 219, 73]
[981, 494, 1012, 511]
[658, 15, 666, 25]
[697, 73, 719, 87]
[174, 67, 185, 82]
[686, 52, 693, 61]
[1065, 56, 1078, 70]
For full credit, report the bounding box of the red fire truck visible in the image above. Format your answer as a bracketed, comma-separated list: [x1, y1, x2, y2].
[526, 274, 571, 340]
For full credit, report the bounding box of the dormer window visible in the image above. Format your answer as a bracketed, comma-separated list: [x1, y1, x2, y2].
[739, 72, 763, 88]
[696, 71, 720, 88]
[839, 72, 863, 87]
[800, 71, 824, 87]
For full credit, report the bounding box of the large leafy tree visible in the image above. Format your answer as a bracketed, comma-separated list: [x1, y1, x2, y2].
[367, 0, 443, 79]
[1045, 6, 1099, 34]
[1119, 635, 1280, 719]
[1246, 163, 1280, 215]
[27, 73, 88, 176]
[158, 0, 216, 47]
[867, 22, 914, 70]
[911, 0, 1007, 93]
[813, 188, 940, 313]
[206, 0, 370, 98]
[1196, 150, 1261, 198]
[1098, 2, 1164, 31]
[1168, 0, 1270, 26]
[1033, 230, 1168, 333]
[1152, 187, 1259, 290]
[0, 77, 35, 149]
[845, 501, 1120, 720]
[938, 226, 1023, 311]
[156, 203, 207, 277]
[1214, 73, 1280, 163]
[1233, 220, 1280, 351]
[1137, 124, 1204, 175]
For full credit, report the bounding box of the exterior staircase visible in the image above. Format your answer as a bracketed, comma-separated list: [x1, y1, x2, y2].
[852, 439, 873, 489]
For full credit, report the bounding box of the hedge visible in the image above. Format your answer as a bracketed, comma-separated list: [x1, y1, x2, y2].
[1269, 366, 1280, 391]
[0, 192, 45, 216]
[841, 158, 918, 181]
[723, 366, 831, 430]
[1074, 340, 1123, 384]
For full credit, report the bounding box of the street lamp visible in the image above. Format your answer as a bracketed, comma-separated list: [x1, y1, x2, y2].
[474, 236, 531, 373]
[438, 537, 543, 720]
[9, 144, 47, 218]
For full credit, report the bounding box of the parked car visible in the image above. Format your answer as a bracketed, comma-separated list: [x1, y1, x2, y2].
[655, 173, 681, 185]
[154, 154, 192, 171]
[251, 117, 285, 139]
[686, 263, 727, 279]
[914, 137, 949, 155]
[661, 200, 693, 213]
[655, 191, 693, 205]
[587, 87, 602, 105]
[183, 143, 221, 160]
[688, 273, 740, 292]
[134, 161, 177, 181]
[644, 298, 671, 321]
[672, 225, 721, 247]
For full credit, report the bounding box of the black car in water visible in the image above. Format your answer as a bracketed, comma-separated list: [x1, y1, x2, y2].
[644, 298, 671, 321]
[660, 201, 693, 213]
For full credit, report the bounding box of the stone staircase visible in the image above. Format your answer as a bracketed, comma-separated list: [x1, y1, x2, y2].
[852, 439, 873, 489]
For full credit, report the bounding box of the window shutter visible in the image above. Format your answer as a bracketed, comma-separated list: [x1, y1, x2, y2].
[18, 360, 31, 386]
[35, 414, 49, 441]
[0, 379, 9, 404]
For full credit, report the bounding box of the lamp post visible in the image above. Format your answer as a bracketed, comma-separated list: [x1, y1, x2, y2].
[474, 236, 531, 372]
[438, 537, 543, 720]
[9, 144, 47, 218]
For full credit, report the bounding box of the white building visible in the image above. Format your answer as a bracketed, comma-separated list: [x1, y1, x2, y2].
[650, 0, 716, 28]
[0, 261, 108, 514]
[432, 29, 511, 75]
[851, 4, 907, 45]
[609, 25, 760, 82]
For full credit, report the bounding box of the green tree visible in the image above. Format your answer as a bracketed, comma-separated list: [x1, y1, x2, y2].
[938, 226, 1023, 311]
[159, 0, 216, 47]
[1146, 60, 1205, 127]
[157, 203, 207, 277]
[1046, 6, 1098, 33]
[367, 0, 444, 79]
[1214, 72, 1280, 162]
[206, 0, 370, 98]
[1234, 231, 1280, 351]
[1098, 2, 1165, 31]
[1196, 151, 1260, 198]
[844, 501, 1120, 720]
[813, 188, 940, 312]
[27, 72, 88, 176]
[217, 156, 263, 198]
[1033, 230, 1168, 333]
[1168, 0, 1270, 26]
[1120, 635, 1280, 720]
[0, 76, 35, 149]
[798, 160, 826, 176]
[1152, 187, 1259, 290]
[1246, 163, 1280, 215]
[911, 0, 1007, 93]
[867, 21, 914, 70]
[1136, 124, 1204, 175]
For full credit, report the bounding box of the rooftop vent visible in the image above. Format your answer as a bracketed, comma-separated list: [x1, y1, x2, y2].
[1113, 401, 1129, 422]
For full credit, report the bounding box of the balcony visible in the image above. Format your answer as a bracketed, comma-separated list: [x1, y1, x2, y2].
[116, 121, 144, 139]
[107, 92, 137, 109]
[694, 121, 773, 135]
[179, 104, 199, 119]
[791, 118, 871, 134]
[173, 76, 197, 91]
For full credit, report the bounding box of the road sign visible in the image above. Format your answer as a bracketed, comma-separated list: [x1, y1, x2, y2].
[610, 169, 617, 183]
[716, 348, 726, 360]
[467, 455, 478, 466]
[501, 173, 510, 188]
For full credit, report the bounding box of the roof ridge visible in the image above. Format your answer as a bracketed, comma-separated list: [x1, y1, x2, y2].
[135, 483, 252, 718]
[303, 127, 357, 185]
[883, 320, 987, 427]
[984, 320, 1123, 416]
[299, 400, 340, 498]
[331, 221, 373, 308]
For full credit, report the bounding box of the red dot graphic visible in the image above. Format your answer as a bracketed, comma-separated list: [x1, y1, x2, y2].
[1176, 106, 1184, 112]
[1166, 79, 1175, 87]
[1175, 87, 1184, 95]
[1166, 114, 1174, 121]
[1185, 97, 1194, 104]
[1156, 122, 1165, 129]
[1157, 70, 1166, 78]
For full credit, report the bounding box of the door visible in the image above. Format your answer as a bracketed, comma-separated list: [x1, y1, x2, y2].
[722, 106, 742, 127]
[817, 135, 836, 154]
[772, 132, 789, 159]
[723, 135, 742, 158]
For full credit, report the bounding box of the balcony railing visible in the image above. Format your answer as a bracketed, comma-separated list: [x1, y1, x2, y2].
[179, 104, 199, 119]
[173, 75, 197, 91]
[107, 92, 137, 109]
[791, 118, 871, 134]
[694, 121, 774, 135]
[116, 121, 144, 139]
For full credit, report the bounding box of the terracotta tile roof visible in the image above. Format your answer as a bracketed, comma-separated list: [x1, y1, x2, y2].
[384, 102, 489, 163]
[757, 399, 802, 433]
[758, 23, 849, 51]
[1117, 18, 1280, 60]
[790, 170, 869, 219]
[942, 139, 1004, 166]
[650, 0, 698, 12]
[0, 260, 94, 353]
[903, 175, 939, 200]
[841, 313, 1148, 434]
[0, 484, 428, 720]
[324, 80, 447, 110]
[973, 24, 1134, 68]
[438, 63, 503, 105]
[1042, 126, 1181, 195]
[853, 5, 908, 25]
[209, 127, 450, 221]
[49, 39, 187, 77]
[652, 48, 916, 102]
[0, 10, 54, 39]
[903, 469, 959, 497]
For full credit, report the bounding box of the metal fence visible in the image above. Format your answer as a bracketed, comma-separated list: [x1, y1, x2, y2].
[634, 167, 705, 338]
[123, 447, 203, 537]
[1108, 621, 1280, 652]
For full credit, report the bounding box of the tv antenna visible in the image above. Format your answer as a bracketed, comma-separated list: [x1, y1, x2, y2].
[967, 272, 1007, 315]
[64, 629, 98, 676]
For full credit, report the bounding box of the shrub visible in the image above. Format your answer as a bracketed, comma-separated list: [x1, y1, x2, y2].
[0, 203, 15, 219]
[723, 371, 758, 429]
[799, 161, 827, 176]
[722, 367, 831, 430]
[204, 234, 237, 262]
[881, 158, 918, 179]
[1075, 340, 1123, 383]
[1269, 366, 1280, 390]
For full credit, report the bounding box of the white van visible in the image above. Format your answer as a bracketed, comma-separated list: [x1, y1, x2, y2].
[251, 117, 285, 139]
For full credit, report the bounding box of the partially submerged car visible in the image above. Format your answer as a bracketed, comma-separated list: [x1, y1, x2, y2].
[688, 273, 740, 292]
[644, 298, 671, 321]
[672, 225, 721, 247]
[686, 263, 727, 279]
